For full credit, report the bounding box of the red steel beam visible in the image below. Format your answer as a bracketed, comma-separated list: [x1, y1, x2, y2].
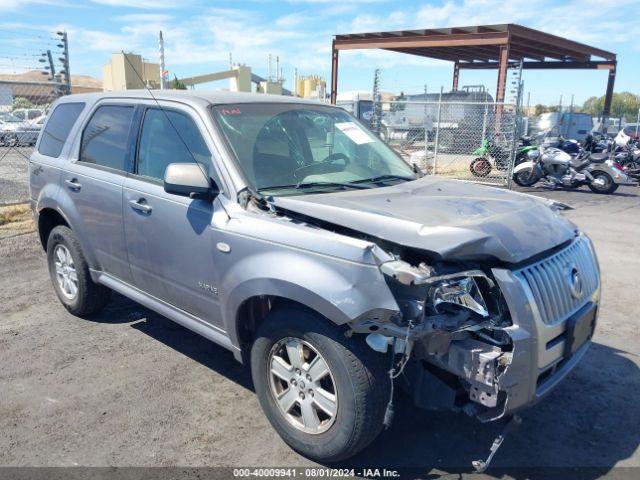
[508, 24, 615, 61]
[495, 44, 510, 103]
[458, 60, 616, 70]
[330, 41, 339, 104]
[452, 62, 460, 91]
[333, 31, 508, 50]
[603, 60, 617, 117]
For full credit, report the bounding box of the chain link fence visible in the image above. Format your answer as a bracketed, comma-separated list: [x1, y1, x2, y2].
[0, 82, 61, 204]
[376, 98, 521, 187]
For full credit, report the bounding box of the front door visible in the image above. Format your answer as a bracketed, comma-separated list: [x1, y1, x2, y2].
[122, 105, 225, 328]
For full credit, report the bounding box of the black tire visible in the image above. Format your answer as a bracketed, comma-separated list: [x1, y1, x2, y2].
[4, 133, 18, 147]
[588, 171, 618, 194]
[513, 169, 540, 187]
[251, 306, 390, 462]
[470, 157, 491, 177]
[47, 225, 110, 316]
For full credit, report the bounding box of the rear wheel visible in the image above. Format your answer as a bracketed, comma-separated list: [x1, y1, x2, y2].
[588, 171, 618, 194]
[3, 133, 18, 147]
[251, 306, 390, 462]
[470, 157, 491, 177]
[47, 226, 111, 316]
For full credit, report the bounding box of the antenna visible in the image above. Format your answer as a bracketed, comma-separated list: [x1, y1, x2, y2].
[120, 51, 209, 187]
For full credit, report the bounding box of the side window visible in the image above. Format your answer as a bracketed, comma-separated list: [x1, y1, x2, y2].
[80, 105, 134, 171]
[38, 102, 85, 158]
[137, 108, 212, 181]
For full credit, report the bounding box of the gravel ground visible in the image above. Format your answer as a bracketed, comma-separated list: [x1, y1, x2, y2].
[0, 185, 638, 476]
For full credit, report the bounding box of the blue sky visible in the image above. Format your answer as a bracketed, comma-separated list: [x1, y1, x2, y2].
[1, 0, 639, 106]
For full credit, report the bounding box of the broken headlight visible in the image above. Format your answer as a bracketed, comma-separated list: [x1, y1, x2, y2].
[430, 276, 488, 317]
[380, 259, 496, 319]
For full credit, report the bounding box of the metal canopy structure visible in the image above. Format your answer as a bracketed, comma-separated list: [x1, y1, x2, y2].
[330, 24, 617, 117]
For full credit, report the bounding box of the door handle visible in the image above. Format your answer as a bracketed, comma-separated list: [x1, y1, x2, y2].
[65, 178, 82, 191]
[129, 198, 152, 214]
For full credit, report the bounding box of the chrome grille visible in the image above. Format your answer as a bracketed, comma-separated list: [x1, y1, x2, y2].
[514, 235, 599, 325]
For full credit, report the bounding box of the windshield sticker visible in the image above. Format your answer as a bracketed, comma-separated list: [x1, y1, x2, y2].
[335, 122, 375, 145]
[221, 108, 242, 115]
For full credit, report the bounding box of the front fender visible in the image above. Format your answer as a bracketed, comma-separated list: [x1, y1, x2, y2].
[512, 161, 535, 174]
[220, 248, 400, 349]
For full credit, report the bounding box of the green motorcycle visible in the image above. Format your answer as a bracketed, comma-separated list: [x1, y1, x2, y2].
[469, 137, 537, 177]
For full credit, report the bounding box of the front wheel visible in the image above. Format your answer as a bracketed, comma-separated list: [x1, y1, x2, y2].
[588, 171, 618, 194]
[251, 306, 390, 462]
[513, 169, 541, 187]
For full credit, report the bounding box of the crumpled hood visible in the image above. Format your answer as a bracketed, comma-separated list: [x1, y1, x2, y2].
[271, 176, 576, 264]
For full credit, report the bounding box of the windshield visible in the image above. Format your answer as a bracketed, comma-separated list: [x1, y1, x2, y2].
[211, 103, 415, 195]
[0, 113, 21, 123]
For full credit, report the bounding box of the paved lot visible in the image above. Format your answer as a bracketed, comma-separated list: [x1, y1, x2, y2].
[0, 185, 638, 475]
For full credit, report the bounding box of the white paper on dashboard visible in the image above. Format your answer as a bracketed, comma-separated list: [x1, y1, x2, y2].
[334, 122, 375, 145]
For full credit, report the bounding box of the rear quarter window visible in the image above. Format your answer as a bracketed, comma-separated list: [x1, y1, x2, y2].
[38, 102, 85, 158]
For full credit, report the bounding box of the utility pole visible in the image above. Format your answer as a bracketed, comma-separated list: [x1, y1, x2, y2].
[371, 68, 381, 136]
[40, 49, 62, 98]
[55, 31, 71, 95]
[159, 31, 166, 90]
[558, 94, 563, 115]
[567, 94, 574, 137]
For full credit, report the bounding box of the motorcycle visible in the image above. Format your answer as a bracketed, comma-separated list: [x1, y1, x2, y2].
[512, 147, 637, 194]
[469, 137, 536, 177]
[583, 132, 612, 154]
[609, 133, 640, 172]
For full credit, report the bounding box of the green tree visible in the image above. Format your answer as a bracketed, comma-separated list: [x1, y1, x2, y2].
[12, 97, 34, 110]
[534, 104, 547, 116]
[582, 92, 640, 121]
[170, 75, 187, 90]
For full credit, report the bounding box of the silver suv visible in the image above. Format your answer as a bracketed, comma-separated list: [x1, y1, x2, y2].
[30, 91, 600, 462]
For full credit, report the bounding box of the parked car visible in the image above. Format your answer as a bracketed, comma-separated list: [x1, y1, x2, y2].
[12, 107, 45, 122]
[30, 91, 601, 464]
[15, 114, 46, 146]
[0, 112, 24, 146]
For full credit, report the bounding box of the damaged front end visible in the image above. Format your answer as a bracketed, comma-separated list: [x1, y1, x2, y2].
[349, 257, 520, 422]
[350, 232, 599, 424]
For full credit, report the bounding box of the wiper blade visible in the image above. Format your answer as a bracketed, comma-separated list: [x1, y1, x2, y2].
[259, 181, 372, 192]
[352, 174, 415, 184]
[296, 181, 372, 190]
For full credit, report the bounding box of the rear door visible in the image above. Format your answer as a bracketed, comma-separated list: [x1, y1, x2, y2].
[60, 102, 136, 283]
[122, 103, 225, 328]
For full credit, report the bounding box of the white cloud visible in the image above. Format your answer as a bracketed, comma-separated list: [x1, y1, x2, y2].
[113, 13, 172, 23]
[0, 0, 78, 11]
[90, 0, 180, 8]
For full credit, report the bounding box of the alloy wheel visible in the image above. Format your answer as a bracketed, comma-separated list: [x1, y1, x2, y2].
[53, 244, 78, 300]
[268, 337, 338, 434]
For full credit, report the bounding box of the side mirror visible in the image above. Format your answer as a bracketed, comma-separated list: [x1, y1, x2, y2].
[164, 163, 218, 199]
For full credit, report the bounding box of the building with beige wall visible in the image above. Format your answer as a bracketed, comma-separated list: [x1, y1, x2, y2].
[103, 53, 160, 91]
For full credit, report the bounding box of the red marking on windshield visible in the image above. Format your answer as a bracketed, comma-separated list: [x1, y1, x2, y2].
[221, 108, 241, 115]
